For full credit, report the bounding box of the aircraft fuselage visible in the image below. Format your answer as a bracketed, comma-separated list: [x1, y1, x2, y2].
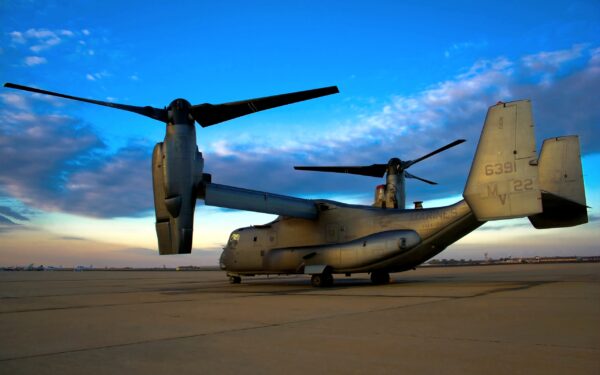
[220, 200, 483, 276]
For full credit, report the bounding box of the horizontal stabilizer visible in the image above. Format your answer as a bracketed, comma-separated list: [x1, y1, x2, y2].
[464, 100, 542, 220]
[202, 183, 318, 219]
[528, 136, 588, 228]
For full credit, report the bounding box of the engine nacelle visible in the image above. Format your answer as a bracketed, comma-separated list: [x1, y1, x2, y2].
[152, 122, 204, 254]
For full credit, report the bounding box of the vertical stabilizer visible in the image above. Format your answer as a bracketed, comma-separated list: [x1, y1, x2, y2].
[536, 136, 586, 205]
[528, 136, 588, 228]
[464, 100, 542, 220]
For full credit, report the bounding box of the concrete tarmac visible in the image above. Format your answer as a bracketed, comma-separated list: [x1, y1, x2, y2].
[0, 263, 599, 375]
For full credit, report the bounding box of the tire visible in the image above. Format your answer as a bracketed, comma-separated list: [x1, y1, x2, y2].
[370, 271, 390, 285]
[311, 274, 323, 287]
[311, 272, 334, 287]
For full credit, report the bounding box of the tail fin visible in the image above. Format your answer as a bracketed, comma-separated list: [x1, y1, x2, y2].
[528, 136, 588, 228]
[463, 100, 542, 220]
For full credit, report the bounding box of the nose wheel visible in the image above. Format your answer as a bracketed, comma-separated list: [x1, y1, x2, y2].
[311, 272, 334, 287]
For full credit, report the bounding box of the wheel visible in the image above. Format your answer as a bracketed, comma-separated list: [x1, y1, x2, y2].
[311, 274, 323, 287]
[370, 271, 390, 285]
[311, 272, 334, 287]
[229, 276, 241, 284]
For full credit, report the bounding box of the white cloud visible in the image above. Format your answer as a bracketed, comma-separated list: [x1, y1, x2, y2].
[0, 93, 29, 110]
[294, 56, 514, 153]
[82, 29, 91, 36]
[444, 40, 488, 58]
[9, 31, 26, 44]
[1, 111, 38, 124]
[9, 28, 79, 54]
[522, 44, 587, 72]
[0, 104, 155, 218]
[589, 47, 600, 65]
[86, 71, 110, 81]
[211, 140, 237, 157]
[24, 28, 55, 39]
[24, 56, 47, 66]
[30, 36, 61, 52]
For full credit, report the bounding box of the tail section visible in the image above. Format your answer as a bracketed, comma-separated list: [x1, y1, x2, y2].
[463, 100, 542, 220]
[528, 136, 588, 228]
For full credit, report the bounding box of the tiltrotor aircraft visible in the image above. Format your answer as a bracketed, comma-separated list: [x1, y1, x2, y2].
[4, 83, 588, 287]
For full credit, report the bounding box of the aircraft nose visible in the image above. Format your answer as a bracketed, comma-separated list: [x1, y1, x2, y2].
[219, 250, 228, 270]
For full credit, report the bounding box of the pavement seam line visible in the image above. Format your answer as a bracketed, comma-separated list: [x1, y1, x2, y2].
[0, 297, 447, 362]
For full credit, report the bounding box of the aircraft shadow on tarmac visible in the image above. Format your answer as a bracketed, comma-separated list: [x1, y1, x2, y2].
[156, 275, 460, 297]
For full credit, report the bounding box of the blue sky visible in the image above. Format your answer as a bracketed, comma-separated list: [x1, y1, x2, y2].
[0, 0, 599, 267]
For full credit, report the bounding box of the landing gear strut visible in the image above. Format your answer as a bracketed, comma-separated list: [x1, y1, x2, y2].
[311, 272, 334, 287]
[370, 270, 390, 285]
[229, 276, 241, 284]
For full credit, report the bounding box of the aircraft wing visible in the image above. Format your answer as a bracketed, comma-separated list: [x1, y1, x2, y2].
[202, 183, 318, 219]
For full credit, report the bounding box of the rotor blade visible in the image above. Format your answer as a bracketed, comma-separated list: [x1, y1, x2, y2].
[4, 82, 168, 122]
[404, 139, 466, 168]
[191, 86, 339, 127]
[294, 164, 387, 178]
[405, 171, 438, 185]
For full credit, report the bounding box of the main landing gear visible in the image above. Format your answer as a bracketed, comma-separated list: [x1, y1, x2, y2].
[370, 270, 390, 285]
[311, 272, 334, 287]
[229, 276, 241, 284]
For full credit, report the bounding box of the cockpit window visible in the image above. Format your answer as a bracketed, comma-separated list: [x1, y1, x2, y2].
[228, 233, 240, 248]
